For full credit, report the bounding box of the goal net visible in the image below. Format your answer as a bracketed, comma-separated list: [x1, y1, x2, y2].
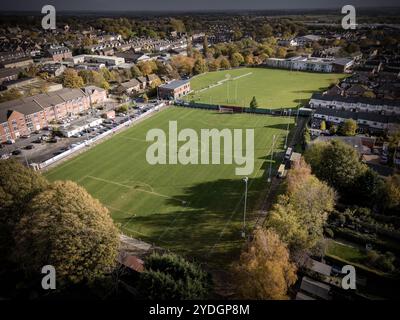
[218, 106, 234, 113]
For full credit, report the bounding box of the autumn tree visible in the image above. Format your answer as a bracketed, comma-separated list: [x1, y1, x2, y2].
[230, 52, 244, 67]
[14, 181, 120, 287]
[320, 120, 327, 131]
[0, 160, 48, 271]
[62, 68, 84, 88]
[130, 65, 143, 78]
[203, 35, 209, 57]
[193, 57, 208, 75]
[219, 57, 231, 69]
[170, 56, 194, 76]
[170, 18, 186, 33]
[266, 160, 336, 252]
[208, 59, 220, 71]
[341, 119, 358, 136]
[138, 61, 157, 76]
[234, 228, 297, 300]
[0, 88, 23, 103]
[383, 175, 400, 215]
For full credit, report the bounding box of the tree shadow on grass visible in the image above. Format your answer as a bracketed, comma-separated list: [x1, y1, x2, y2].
[119, 176, 269, 269]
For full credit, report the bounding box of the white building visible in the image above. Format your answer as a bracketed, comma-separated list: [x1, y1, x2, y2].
[266, 56, 334, 72]
[310, 94, 400, 115]
[68, 54, 125, 66]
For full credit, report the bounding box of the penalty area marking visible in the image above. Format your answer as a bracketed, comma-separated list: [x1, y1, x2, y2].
[86, 175, 183, 202]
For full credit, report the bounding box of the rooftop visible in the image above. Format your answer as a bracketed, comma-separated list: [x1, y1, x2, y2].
[160, 79, 189, 90]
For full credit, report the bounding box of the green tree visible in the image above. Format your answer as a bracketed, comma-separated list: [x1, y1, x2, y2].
[329, 125, 338, 135]
[130, 65, 143, 78]
[250, 96, 258, 109]
[353, 169, 384, 207]
[304, 140, 366, 196]
[137, 252, 211, 300]
[0, 160, 48, 271]
[341, 119, 358, 136]
[14, 181, 120, 287]
[234, 228, 297, 299]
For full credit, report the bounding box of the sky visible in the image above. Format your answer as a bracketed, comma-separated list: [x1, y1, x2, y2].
[0, 0, 398, 12]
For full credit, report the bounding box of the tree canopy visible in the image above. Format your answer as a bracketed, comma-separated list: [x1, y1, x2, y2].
[0, 160, 48, 270]
[14, 180, 120, 287]
[234, 228, 297, 299]
[304, 140, 366, 196]
[250, 96, 258, 109]
[266, 159, 336, 252]
[137, 252, 211, 300]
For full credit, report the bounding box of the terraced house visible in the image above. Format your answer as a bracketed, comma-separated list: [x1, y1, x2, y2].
[0, 88, 93, 142]
[309, 93, 400, 115]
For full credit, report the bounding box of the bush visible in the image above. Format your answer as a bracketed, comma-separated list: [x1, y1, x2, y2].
[137, 252, 211, 300]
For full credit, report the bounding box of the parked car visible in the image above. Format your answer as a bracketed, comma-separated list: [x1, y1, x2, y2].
[33, 138, 42, 144]
[21, 134, 31, 139]
[25, 144, 35, 150]
[6, 139, 15, 144]
[12, 149, 22, 155]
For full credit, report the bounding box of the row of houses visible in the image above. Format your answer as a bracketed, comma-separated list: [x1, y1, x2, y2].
[313, 107, 400, 134]
[114, 74, 161, 95]
[0, 86, 107, 143]
[265, 56, 354, 73]
[309, 93, 400, 115]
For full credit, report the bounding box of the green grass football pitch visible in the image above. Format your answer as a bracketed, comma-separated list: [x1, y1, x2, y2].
[45, 107, 294, 267]
[185, 67, 345, 109]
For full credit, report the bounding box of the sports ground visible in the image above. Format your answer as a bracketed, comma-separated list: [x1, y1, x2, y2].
[45, 107, 293, 267]
[185, 67, 345, 109]
[45, 68, 339, 267]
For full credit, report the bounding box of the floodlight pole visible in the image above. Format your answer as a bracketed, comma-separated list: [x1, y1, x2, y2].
[295, 106, 300, 126]
[284, 109, 291, 149]
[242, 176, 249, 238]
[268, 134, 276, 183]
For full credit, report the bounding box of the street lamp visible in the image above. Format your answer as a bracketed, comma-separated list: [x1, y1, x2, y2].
[284, 109, 291, 149]
[225, 74, 231, 103]
[242, 176, 249, 238]
[267, 134, 276, 183]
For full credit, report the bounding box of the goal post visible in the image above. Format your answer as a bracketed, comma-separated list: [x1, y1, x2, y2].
[218, 106, 234, 114]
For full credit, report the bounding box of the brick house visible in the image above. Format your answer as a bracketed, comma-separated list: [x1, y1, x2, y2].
[158, 80, 190, 100]
[0, 88, 90, 143]
[46, 46, 73, 62]
[81, 85, 108, 105]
